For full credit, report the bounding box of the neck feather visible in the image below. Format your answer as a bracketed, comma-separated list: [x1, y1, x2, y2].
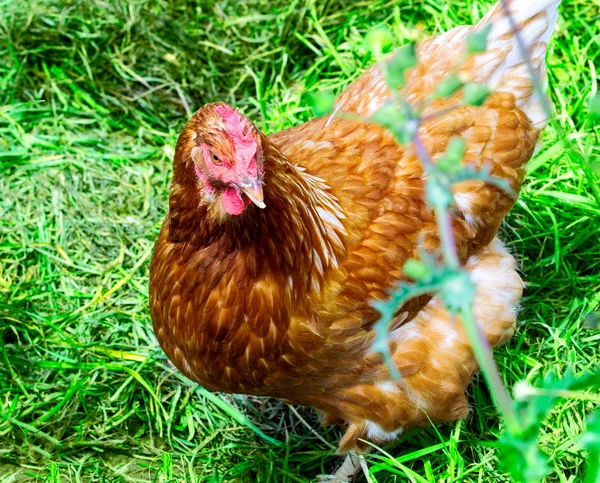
[167, 134, 347, 294]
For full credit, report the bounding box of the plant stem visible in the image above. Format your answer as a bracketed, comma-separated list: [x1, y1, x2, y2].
[435, 206, 460, 269]
[460, 302, 521, 434]
[412, 131, 434, 170]
[414, 127, 519, 434]
[413, 132, 461, 268]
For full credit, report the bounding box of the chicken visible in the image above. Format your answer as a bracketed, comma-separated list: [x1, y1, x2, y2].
[149, 0, 560, 462]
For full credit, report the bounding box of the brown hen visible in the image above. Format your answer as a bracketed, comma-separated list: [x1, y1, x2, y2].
[150, 0, 560, 462]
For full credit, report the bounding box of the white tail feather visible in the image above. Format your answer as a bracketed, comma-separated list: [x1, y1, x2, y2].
[475, 0, 561, 127]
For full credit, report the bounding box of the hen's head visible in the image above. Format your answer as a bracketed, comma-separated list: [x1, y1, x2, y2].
[174, 102, 265, 217]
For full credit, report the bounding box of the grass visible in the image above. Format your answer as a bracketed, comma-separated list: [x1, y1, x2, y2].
[0, 0, 599, 481]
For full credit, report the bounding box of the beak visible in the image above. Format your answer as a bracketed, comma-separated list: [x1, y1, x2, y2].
[240, 180, 266, 209]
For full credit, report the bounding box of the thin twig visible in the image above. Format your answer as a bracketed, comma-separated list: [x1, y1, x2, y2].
[287, 404, 337, 451]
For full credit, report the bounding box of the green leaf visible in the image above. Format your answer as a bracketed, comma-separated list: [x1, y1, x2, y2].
[466, 24, 492, 54]
[369, 102, 416, 145]
[590, 94, 600, 118]
[370, 102, 406, 129]
[372, 281, 440, 380]
[437, 137, 466, 173]
[512, 370, 600, 440]
[498, 433, 550, 483]
[439, 269, 475, 313]
[385, 43, 417, 88]
[307, 92, 335, 116]
[425, 178, 454, 209]
[464, 83, 492, 106]
[365, 26, 393, 56]
[581, 411, 600, 483]
[403, 259, 429, 280]
[500, 367, 600, 483]
[434, 74, 464, 98]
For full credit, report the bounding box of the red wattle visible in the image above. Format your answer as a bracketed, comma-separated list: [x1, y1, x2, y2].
[222, 187, 245, 215]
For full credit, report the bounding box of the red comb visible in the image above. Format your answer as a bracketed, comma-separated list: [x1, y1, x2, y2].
[216, 105, 258, 176]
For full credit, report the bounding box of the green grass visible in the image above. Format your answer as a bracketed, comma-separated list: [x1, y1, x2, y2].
[1, 0, 599, 481]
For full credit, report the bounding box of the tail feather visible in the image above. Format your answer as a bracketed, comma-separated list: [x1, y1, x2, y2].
[473, 0, 561, 127]
[344, 0, 561, 129]
[405, 0, 561, 127]
[478, 0, 560, 49]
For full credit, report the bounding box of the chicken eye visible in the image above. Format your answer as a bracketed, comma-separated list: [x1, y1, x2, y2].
[211, 153, 222, 164]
